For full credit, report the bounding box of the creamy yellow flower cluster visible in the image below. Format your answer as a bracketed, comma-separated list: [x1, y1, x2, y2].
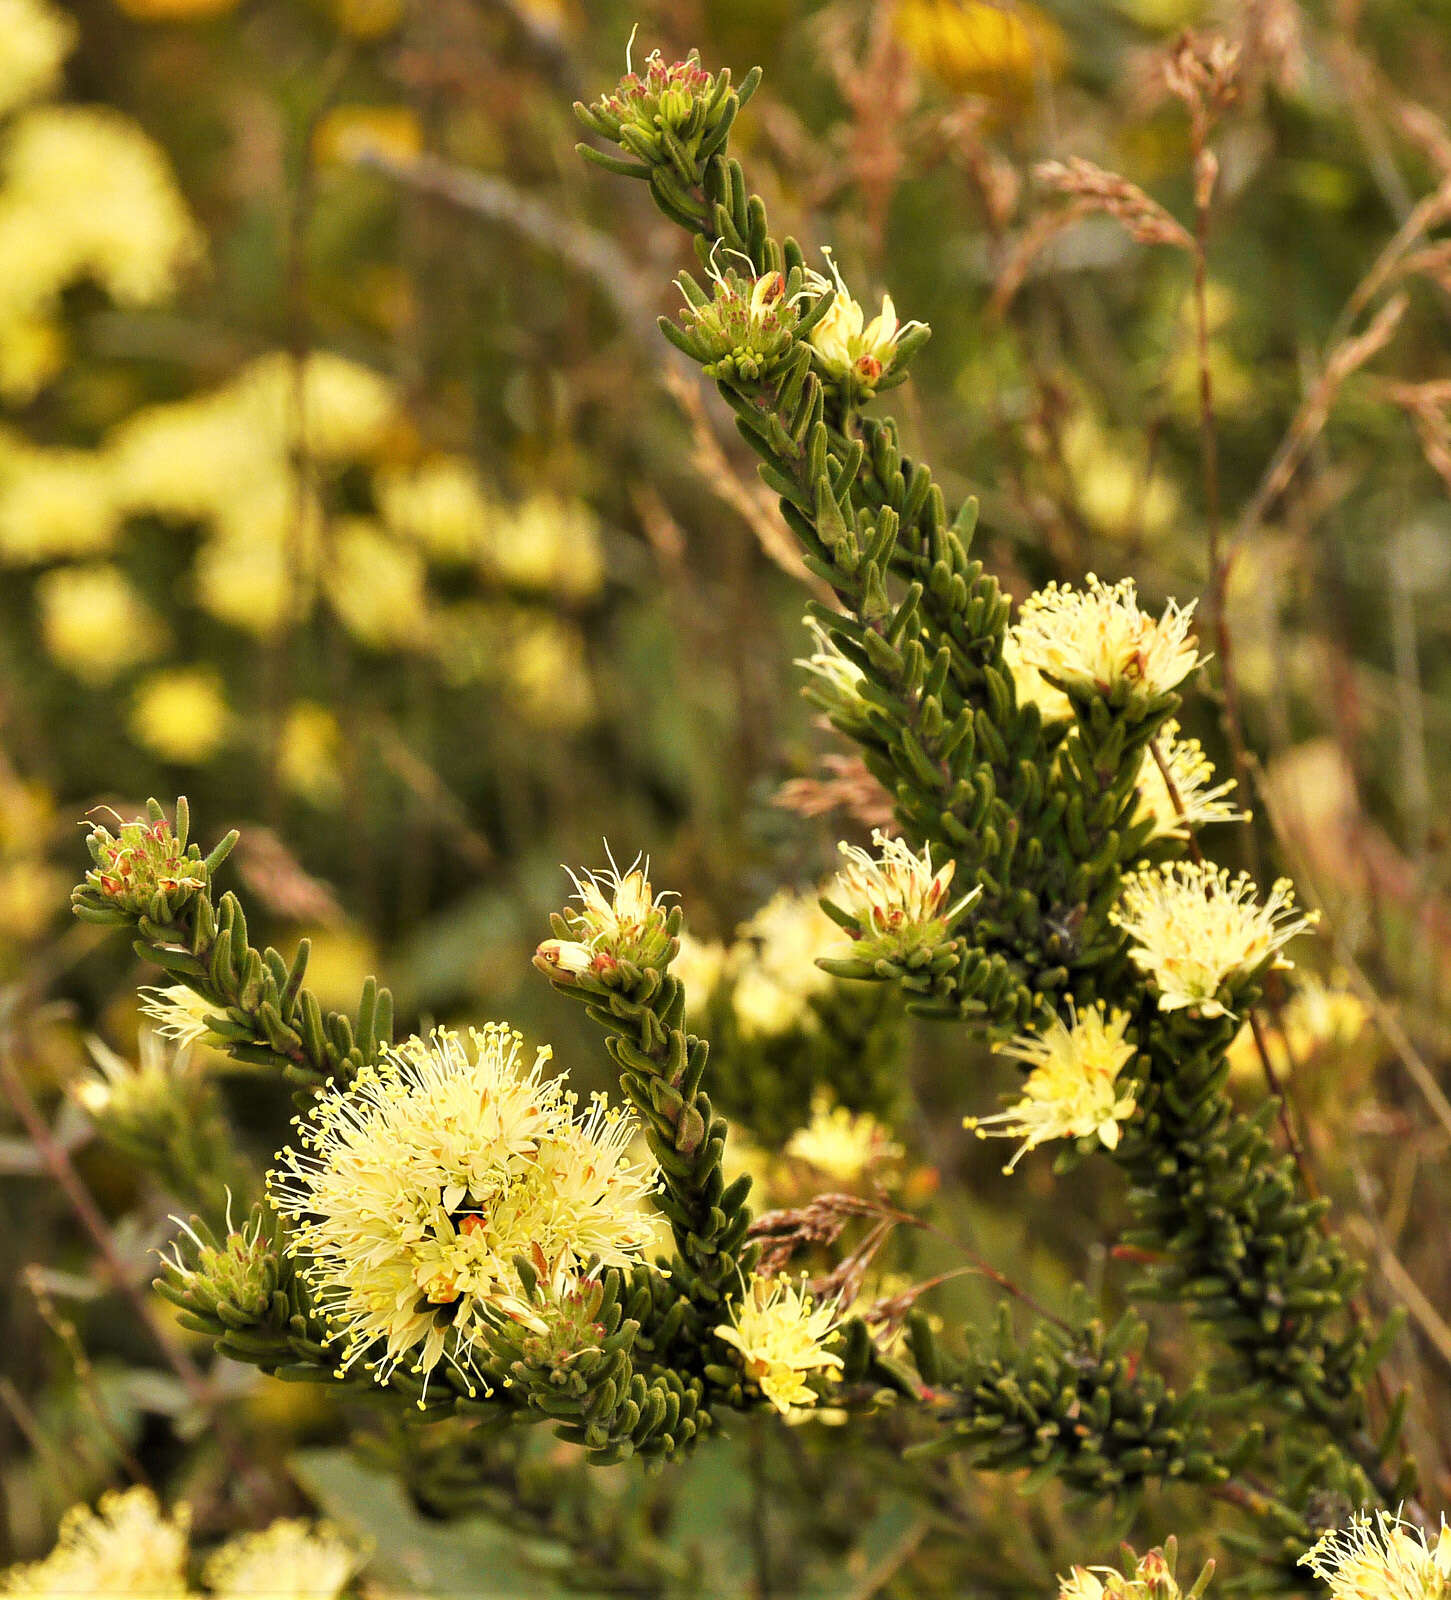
[267, 1023, 656, 1401]
[0, 1487, 360, 1600]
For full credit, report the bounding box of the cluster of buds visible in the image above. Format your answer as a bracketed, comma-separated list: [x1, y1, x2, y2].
[578, 43, 751, 178]
[534, 850, 678, 983]
[1060, 1541, 1213, 1600]
[803, 252, 928, 402]
[823, 831, 977, 967]
[156, 1202, 280, 1330]
[670, 256, 803, 383]
[73, 797, 234, 927]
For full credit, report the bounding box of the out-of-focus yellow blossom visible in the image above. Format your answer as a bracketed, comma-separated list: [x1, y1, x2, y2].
[1003, 630, 1073, 723]
[315, 105, 423, 167]
[0, 1487, 189, 1596]
[728, 887, 838, 1039]
[203, 1518, 362, 1600]
[326, 519, 429, 650]
[483, 494, 606, 602]
[1226, 975, 1370, 1085]
[112, 0, 240, 17]
[0, 311, 63, 401]
[35, 563, 166, 683]
[1167, 282, 1253, 420]
[0, 444, 117, 563]
[296, 926, 376, 1015]
[784, 1090, 903, 1186]
[130, 667, 229, 764]
[192, 515, 309, 637]
[72, 1027, 186, 1123]
[894, 0, 1066, 99]
[279, 702, 345, 808]
[0, 858, 64, 943]
[328, 0, 404, 38]
[715, 1274, 844, 1416]
[236, 351, 398, 463]
[378, 455, 493, 563]
[673, 929, 730, 1011]
[506, 615, 595, 729]
[0, 103, 202, 340]
[0, 0, 74, 120]
[1062, 413, 1180, 543]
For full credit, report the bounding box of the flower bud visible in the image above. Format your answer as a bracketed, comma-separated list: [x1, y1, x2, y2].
[674, 258, 801, 382]
[827, 831, 977, 964]
[79, 808, 204, 920]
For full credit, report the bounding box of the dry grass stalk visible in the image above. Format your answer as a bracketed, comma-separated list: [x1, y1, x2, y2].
[775, 752, 896, 830]
[1033, 158, 1194, 250]
[1384, 380, 1451, 496]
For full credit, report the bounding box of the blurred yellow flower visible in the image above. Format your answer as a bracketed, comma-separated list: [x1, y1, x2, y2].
[0, 444, 117, 563]
[895, 0, 1066, 99]
[0, 857, 65, 942]
[784, 1090, 903, 1186]
[0, 103, 203, 309]
[0, 0, 74, 120]
[279, 702, 345, 808]
[35, 563, 166, 683]
[1226, 976, 1370, 1086]
[729, 888, 838, 1039]
[378, 454, 493, 562]
[326, 518, 429, 649]
[112, 0, 240, 16]
[0, 1486, 190, 1597]
[130, 667, 229, 763]
[1062, 413, 1180, 543]
[297, 926, 378, 1015]
[315, 105, 423, 168]
[484, 494, 606, 602]
[327, 0, 404, 39]
[506, 614, 595, 729]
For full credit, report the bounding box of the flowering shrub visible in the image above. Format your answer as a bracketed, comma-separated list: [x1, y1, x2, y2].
[7, 4, 1451, 1597]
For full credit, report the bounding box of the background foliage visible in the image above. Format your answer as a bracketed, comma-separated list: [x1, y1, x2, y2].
[3, 0, 1451, 1593]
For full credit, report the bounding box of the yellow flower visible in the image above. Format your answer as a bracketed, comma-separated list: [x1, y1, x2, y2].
[0, 1486, 189, 1596]
[728, 888, 838, 1038]
[715, 1274, 844, 1416]
[378, 454, 493, 562]
[112, 0, 240, 16]
[0, 445, 117, 564]
[327, 0, 404, 38]
[804, 252, 919, 391]
[895, 0, 1066, 99]
[1300, 1510, 1451, 1600]
[537, 848, 673, 971]
[1226, 975, 1370, 1085]
[204, 1519, 361, 1600]
[130, 667, 229, 763]
[314, 105, 422, 168]
[1113, 862, 1317, 1018]
[268, 1025, 655, 1398]
[325, 518, 429, 650]
[1059, 1544, 1202, 1600]
[278, 702, 344, 808]
[1135, 720, 1245, 842]
[1009, 574, 1201, 707]
[483, 494, 605, 602]
[0, 0, 74, 121]
[1002, 630, 1073, 724]
[672, 929, 729, 1010]
[784, 1090, 902, 1185]
[35, 563, 166, 683]
[829, 830, 975, 961]
[967, 1001, 1138, 1171]
[1062, 411, 1181, 544]
[795, 615, 869, 718]
[0, 105, 202, 307]
[505, 616, 596, 729]
[138, 982, 221, 1049]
